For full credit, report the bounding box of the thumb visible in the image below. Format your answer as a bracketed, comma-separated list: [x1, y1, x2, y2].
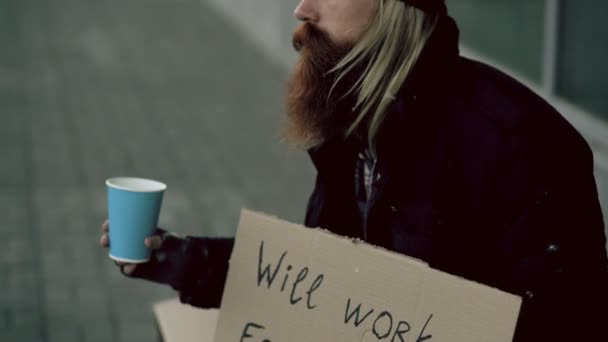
[122, 264, 138, 275]
[145, 235, 164, 250]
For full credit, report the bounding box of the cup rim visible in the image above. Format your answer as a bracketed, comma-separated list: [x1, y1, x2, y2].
[105, 177, 167, 193]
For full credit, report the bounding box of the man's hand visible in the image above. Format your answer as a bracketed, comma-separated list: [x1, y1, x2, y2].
[99, 219, 164, 275]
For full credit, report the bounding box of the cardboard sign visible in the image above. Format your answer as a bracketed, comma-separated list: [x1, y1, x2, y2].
[153, 298, 218, 342]
[215, 210, 522, 342]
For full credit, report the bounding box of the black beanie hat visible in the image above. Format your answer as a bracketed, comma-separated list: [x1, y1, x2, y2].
[401, 0, 447, 16]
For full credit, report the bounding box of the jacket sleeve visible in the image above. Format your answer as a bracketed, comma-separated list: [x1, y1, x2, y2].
[173, 237, 234, 308]
[125, 233, 234, 309]
[495, 140, 608, 341]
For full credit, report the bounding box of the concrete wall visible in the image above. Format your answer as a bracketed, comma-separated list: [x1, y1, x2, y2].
[205, 1, 608, 237]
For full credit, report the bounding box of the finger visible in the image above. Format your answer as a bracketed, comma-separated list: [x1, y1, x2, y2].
[144, 235, 163, 250]
[101, 220, 109, 233]
[123, 264, 137, 275]
[99, 233, 109, 248]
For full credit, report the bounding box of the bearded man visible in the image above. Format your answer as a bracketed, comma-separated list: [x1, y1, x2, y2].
[100, 0, 608, 340]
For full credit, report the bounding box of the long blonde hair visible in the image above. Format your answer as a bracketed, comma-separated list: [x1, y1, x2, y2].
[330, 0, 438, 153]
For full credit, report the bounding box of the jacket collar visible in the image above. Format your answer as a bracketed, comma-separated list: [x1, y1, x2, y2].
[309, 15, 461, 172]
[398, 15, 460, 102]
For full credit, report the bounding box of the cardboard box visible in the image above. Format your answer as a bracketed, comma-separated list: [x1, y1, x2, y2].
[214, 209, 522, 341]
[153, 298, 218, 342]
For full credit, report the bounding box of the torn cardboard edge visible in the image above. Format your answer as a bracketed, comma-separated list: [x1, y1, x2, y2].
[153, 298, 218, 342]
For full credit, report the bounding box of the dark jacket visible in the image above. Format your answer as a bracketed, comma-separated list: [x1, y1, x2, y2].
[135, 15, 608, 341]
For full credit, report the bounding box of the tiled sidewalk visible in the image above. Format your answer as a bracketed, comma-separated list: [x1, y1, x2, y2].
[0, 0, 314, 341]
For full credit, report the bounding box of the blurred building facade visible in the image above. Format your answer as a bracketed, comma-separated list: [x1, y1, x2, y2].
[452, 1, 608, 122]
[205, 0, 608, 238]
[450, 1, 608, 237]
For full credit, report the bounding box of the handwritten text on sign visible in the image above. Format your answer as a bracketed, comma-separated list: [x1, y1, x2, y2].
[238, 241, 434, 342]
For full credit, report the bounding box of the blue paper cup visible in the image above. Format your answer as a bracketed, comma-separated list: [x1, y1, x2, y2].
[106, 177, 167, 263]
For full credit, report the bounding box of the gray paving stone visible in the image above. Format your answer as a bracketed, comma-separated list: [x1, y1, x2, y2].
[5, 0, 316, 341]
[0, 329, 44, 342]
[46, 321, 83, 342]
[1, 237, 36, 266]
[81, 321, 114, 342]
[0, 104, 25, 144]
[0, 191, 27, 233]
[0, 145, 25, 187]
[0, 268, 39, 310]
[12, 308, 43, 332]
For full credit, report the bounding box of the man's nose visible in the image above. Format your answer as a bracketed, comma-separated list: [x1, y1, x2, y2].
[294, 0, 319, 23]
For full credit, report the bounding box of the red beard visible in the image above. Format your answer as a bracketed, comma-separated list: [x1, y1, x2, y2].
[284, 23, 359, 149]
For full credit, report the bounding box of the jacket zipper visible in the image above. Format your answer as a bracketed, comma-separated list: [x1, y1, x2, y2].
[362, 159, 378, 242]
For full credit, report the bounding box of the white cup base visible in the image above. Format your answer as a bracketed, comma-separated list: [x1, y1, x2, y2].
[109, 253, 150, 264]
